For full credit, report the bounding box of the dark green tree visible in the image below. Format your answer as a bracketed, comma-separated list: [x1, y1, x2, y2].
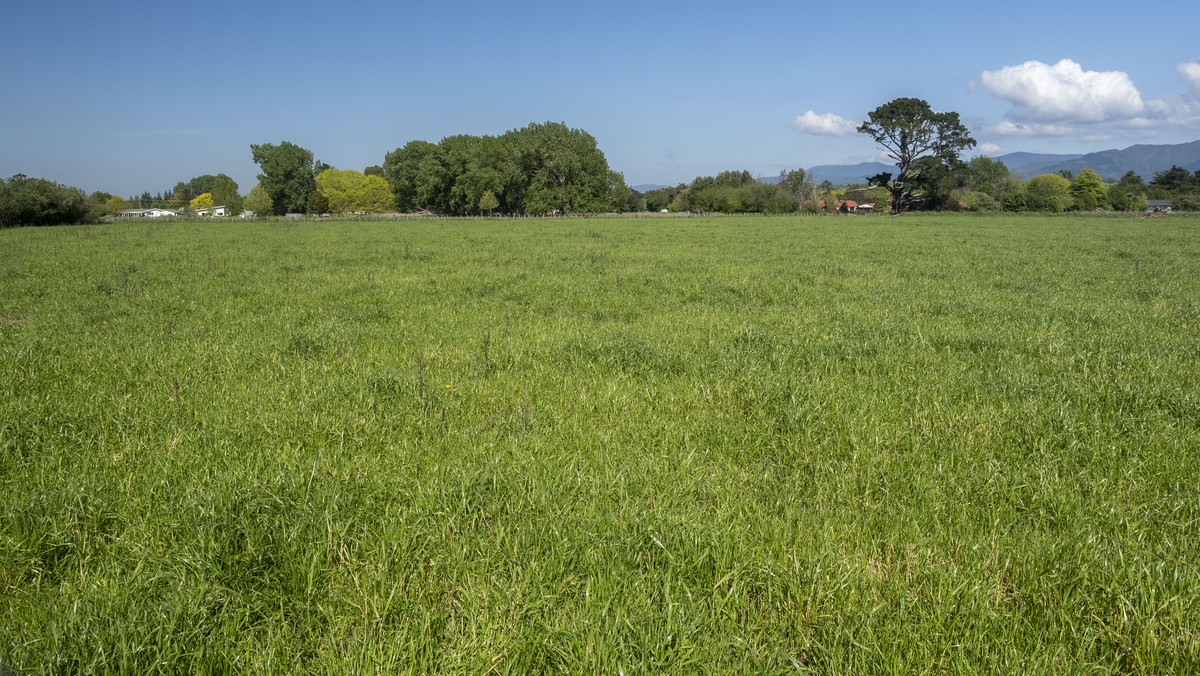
[508, 122, 628, 215]
[0, 175, 95, 227]
[210, 174, 242, 215]
[383, 123, 628, 216]
[777, 168, 808, 196]
[643, 186, 680, 212]
[185, 175, 217, 197]
[383, 140, 439, 212]
[250, 141, 316, 215]
[169, 181, 190, 208]
[857, 97, 976, 214]
[306, 187, 329, 215]
[1151, 165, 1196, 193]
[1106, 171, 1146, 212]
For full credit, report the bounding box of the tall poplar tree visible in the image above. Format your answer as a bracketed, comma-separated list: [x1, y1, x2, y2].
[250, 141, 316, 215]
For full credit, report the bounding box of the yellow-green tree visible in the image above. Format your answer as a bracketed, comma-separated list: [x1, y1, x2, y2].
[243, 185, 271, 215]
[478, 190, 499, 215]
[105, 194, 131, 216]
[1068, 168, 1109, 211]
[189, 192, 214, 212]
[315, 169, 395, 213]
[1025, 174, 1073, 212]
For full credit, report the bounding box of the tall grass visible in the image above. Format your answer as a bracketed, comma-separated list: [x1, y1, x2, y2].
[2, 213, 1198, 673]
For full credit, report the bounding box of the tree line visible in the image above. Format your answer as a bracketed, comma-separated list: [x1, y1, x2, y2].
[0, 175, 101, 227]
[887, 160, 1200, 213]
[231, 122, 633, 218]
[5, 109, 1200, 227]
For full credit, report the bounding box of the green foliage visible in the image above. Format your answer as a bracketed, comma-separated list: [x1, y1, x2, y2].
[776, 168, 808, 196]
[382, 139, 438, 212]
[184, 174, 217, 197]
[1025, 173, 1073, 213]
[383, 123, 628, 216]
[1116, 170, 1146, 193]
[0, 174, 96, 227]
[478, 189, 499, 215]
[1001, 185, 1028, 212]
[668, 187, 693, 212]
[242, 184, 272, 215]
[315, 169, 396, 214]
[957, 189, 1000, 212]
[857, 98, 976, 214]
[511, 122, 628, 215]
[1067, 168, 1109, 210]
[210, 174, 242, 216]
[170, 181, 191, 205]
[250, 141, 317, 215]
[1150, 165, 1198, 194]
[305, 186, 329, 215]
[963, 156, 1009, 195]
[955, 156, 1024, 211]
[642, 186, 681, 212]
[660, 171, 804, 214]
[1173, 193, 1200, 211]
[105, 194, 131, 216]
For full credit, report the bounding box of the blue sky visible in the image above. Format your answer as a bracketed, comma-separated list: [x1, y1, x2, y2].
[3, 0, 1199, 196]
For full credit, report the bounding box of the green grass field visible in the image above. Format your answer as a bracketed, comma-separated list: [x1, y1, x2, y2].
[2, 213, 1198, 674]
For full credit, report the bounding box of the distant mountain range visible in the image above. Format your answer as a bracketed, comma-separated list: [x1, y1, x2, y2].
[808, 140, 1200, 185]
[633, 140, 1200, 192]
[1002, 140, 1200, 179]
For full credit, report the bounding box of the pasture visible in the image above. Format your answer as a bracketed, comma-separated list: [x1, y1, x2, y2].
[2, 213, 1198, 674]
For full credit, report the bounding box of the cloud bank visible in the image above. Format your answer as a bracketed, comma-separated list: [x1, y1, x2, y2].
[1178, 59, 1200, 97]
[978, 59, 1144, 124]
[977, 58, 1200, 138]
[788, 111, 856, 136]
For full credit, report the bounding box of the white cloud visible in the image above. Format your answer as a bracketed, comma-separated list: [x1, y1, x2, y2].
[788, 111, 856, 136]
[977, 143, 1003, 155]
[991, 120, 1078, 137]
[1142, 60, 1200, 131]
[979, 59, 1144, 123]
[1179, 59, 1200, 97]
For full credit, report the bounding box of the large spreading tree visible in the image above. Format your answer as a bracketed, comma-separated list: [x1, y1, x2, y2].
[857, 98, 976, 214]
[382, 122, 629, 216]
